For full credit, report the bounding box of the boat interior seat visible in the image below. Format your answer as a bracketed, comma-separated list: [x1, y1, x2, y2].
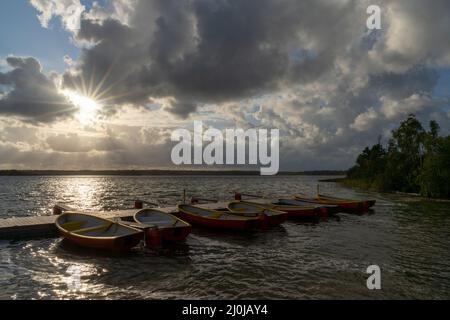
[60, 220, 88, 231]
[239, 209, 261, 215]
[140, 219, 173, 225]
[72, 222, 113, 234]
[209, 212, 224, 219]
[234, 206, 263, 213]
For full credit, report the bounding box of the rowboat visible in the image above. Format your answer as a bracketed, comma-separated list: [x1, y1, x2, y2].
[239, 200, 323, 220]
[55, 212, 143, 251]
[227, 201, 288, 227]
[294, 194, 375, 213]
[133, 208, 191, 247]
[276, 199, 340, 216]
[176, 204, 261, 231]
[318, 194, 376, 208]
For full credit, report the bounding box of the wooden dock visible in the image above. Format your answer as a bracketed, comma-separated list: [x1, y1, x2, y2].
[0, 201, 237, 240]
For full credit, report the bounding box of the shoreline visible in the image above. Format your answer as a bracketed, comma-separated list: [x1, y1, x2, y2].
[0, 170, 347, 176]
[336, 177, 450, 202]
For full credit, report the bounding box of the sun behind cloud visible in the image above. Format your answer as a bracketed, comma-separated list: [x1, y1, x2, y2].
[64, 90, 100, 124]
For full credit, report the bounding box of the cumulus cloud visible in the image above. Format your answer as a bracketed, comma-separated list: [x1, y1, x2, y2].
[0, 57, 75, 122]
[370, 0, 450, 71]
[380, 94, 437, 120]
[350, 108, 379, 132]
[30, 0, 85, 31]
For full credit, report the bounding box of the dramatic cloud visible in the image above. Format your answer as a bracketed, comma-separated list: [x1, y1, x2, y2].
[60, 0, 371, 118]
[370, 0, 450, 71]
[0, 0, 448, 170]
[53, 0, 449, 122]
[0, 57, 74, 122]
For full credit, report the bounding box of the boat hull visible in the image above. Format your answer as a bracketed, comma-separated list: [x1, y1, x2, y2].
[294, 196, 373, 213]
[134, 209, 192, 247]
[365, 200, 376, 208]
[335, 201, 368, 213]
[144, 225, 192, 247]
[267, 204, 322, 220]
[227, 202, 288, 228]
[261, 212, 288, 228]
[277, 199, 340, 216]
[175, 211, 260, 231]
[241, 201, 321, 220]
[56, 212, 144, 251]
[58, 229, 143, 251]
[283, 207, 321, 219]
[160, 225, 192, 242]
[317, 194, 376, 211]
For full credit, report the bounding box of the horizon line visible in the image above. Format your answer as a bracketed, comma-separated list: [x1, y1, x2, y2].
[0, 169, 347, 176]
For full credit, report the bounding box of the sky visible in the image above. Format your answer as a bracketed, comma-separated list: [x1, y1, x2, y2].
[0, 0, 449, 171]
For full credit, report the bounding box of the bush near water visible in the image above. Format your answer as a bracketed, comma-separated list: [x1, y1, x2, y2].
[346, 114, 450, 199]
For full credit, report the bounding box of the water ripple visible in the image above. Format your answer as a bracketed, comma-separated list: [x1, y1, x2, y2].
[0, 175, 449, 299]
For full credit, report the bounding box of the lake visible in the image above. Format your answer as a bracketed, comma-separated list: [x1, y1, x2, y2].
[0, 175, 449, 299]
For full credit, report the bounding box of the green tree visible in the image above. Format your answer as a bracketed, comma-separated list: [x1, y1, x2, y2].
[348, 114, 450, 198]
[418, 135, 450, 198]
[423, 120, 440, 154]
[348, 142, 386, 180]
[383, 114, 425, 192]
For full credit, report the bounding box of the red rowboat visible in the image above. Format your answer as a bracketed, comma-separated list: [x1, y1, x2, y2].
[239, 200, 323, 220]
[276, 199, 340, 216]
[176, 204, 260, 231]
[55, 212, 143, 251]
[294, 194, 375, 213]
[133, 208, 191, 247]
[318, 194, 376, 209]
[227, 201, 288, 227]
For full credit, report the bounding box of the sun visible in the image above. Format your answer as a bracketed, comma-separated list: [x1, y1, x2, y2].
[64, 90, 100, 124]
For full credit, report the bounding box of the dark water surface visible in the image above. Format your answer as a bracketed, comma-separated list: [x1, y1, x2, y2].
[0, 175, 449, 299]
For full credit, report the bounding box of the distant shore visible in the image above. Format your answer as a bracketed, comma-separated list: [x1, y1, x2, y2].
[318, 177, 346, 182]
[0, 170, 347, 176]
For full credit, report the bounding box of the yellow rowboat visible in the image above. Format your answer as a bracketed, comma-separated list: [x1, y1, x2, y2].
[55, 212, 143, 251]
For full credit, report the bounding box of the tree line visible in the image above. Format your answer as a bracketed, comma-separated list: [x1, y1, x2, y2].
[347, 114, 450, 198]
